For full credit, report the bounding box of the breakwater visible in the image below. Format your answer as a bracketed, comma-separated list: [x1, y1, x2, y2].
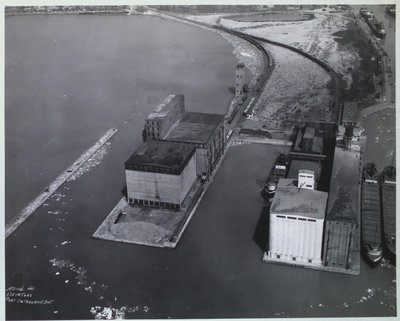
[5, 128, 118, 239]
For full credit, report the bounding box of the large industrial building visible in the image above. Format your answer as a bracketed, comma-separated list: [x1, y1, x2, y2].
[265, 172, 328, 266]
[125, 140, 197, 210]
[143, 94, 185, 140]
[291, 125, 324, 158]
[164, 112, 225, 176]
[124, 94, 226, 212]
[142, 94, 225, 177]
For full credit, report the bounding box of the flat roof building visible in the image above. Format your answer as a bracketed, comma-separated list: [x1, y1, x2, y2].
[288, 160, 322, 187]
[164, 112, 225, 144]
[125, 140, 195, 175]
[143, 94, 185, 141]
[125, 141, 197, 210]
[323, 147, 360, 272]
[265, 179, 328, 267]
[292, 126, 324, 159]
[341, 102, 359, 126]
[164, 112, 226, 176]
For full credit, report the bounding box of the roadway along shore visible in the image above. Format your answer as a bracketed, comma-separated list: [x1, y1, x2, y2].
[5, 128, 118, 239]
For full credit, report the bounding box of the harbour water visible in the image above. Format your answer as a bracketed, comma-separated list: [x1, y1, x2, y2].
[5, 13, 238, 223]
[5, 11, 396, 320]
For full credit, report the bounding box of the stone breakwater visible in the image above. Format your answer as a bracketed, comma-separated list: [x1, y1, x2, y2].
[5, 128, 118, 239]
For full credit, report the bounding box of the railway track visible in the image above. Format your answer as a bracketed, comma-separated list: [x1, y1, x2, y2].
[214, 26, 275, 125]
[145, 8, 344, 126]
[214, 26, 344, 123]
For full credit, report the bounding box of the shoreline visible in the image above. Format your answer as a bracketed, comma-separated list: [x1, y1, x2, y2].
[142, 8, 263, 91]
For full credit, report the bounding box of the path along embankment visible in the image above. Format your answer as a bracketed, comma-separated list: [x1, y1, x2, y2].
[5, 129, 118, 239]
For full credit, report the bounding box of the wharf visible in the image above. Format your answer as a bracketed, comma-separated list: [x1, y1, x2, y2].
[92, 182, 204, 248]
[5, 128, 118, 239]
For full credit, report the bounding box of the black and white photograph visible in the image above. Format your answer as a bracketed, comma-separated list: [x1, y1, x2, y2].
[4, 2, 397, 320]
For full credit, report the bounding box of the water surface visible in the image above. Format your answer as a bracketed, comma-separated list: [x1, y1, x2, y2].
[5, 14, 237, 223]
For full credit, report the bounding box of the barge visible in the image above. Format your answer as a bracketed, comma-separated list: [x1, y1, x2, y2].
[360, 6, 386, 39]
[361, 163, 383, 264]
[380, 166, 396, 260]
[264, 153, 289, 202]
[385, 5, 395, 18]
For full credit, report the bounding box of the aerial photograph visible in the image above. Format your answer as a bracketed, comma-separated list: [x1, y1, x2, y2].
[4, 2, 397, 320]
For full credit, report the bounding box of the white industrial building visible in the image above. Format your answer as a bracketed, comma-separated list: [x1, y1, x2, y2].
[264, 177, 328, 267]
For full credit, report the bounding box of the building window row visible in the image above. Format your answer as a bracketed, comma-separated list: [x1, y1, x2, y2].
[127, 165, 179, 174]
[276, 215, 316, 222]
[129, 198, 180, 210]
[274, 254, 313, 264]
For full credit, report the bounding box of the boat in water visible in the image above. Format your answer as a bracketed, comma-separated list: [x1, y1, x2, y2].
[360, 6, 373, 20]
[385, 5, 395, 18]
[361, 163, 383, 264]
[263, 153, 289, 202]
[380, 166, 396, 259]
[360, 6, 386, 39]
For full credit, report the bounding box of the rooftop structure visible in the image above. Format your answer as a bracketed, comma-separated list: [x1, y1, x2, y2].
[298, 170, 315, 190]
[125, 140, 196, 175]
[143, 94, 185, 141]
[326, 147, 359, 223]
[146, 94, 184, 121]
[323, 146, 360, 272]
[292, 126, 324, 156]
[303, 127, 315, 140]
[341, 102, 359, 125]
[288, 160, 321, 184]
[164, 112, 225, 144]
[270, 179, 328, 220]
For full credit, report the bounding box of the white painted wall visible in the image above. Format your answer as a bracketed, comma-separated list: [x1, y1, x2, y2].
[268, 214, 324, 264]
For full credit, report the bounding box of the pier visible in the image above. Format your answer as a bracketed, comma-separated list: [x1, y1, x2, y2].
[5, 128, 118, 239]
